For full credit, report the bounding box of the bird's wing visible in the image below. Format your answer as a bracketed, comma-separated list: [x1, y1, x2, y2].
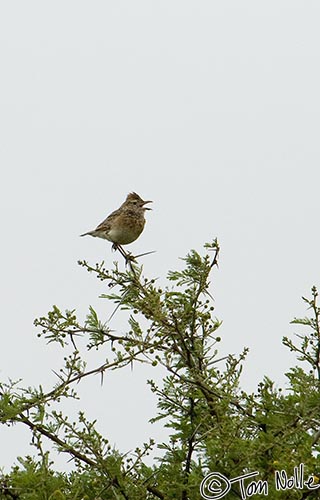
[94, 208, 121, 231]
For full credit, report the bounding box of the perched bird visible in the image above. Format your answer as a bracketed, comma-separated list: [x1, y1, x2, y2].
[80, 192, 152, 250]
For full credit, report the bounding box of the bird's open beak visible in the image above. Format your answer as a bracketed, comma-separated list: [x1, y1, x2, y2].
[143, 200, 153, 210]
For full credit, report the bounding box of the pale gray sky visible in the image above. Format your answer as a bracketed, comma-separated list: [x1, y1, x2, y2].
[1, 1, 320, 470]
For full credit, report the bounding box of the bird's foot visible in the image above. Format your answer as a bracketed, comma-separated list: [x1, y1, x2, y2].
[113, 244, 137, 264]
[112, 244, 155, 265]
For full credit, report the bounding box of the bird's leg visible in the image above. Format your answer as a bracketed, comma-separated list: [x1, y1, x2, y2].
[113, 243, 136, 264]
[112, 244, 155, 265]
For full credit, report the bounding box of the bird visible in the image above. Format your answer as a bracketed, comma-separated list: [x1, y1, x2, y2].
[80, 192, 152, 253]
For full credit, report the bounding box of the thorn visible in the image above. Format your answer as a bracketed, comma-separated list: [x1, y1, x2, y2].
[133, 250, 156, 259]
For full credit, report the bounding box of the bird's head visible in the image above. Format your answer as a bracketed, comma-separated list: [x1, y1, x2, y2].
[125, 192, 153, 210]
